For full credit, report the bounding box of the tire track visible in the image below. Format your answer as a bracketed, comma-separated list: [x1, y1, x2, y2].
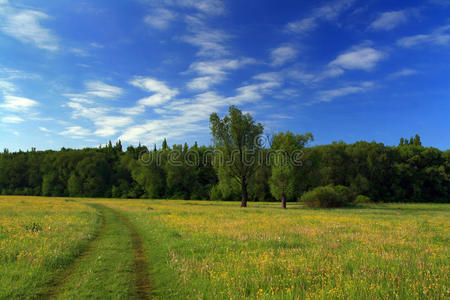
[39, 203, 107, 299]
[102, 205, 152, 299]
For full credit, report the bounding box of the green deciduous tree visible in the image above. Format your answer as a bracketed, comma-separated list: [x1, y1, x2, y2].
[210, 106, 264, 207]
[269, 131, 313, 208]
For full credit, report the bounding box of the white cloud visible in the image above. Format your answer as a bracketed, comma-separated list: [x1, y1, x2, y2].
[330, 47, 386, 71]
[145, 8, 175, 29]
[285, 17, 316, 34]
[187, 76, 219, 90]
[39, 126, 50, 132]
[253, 72, 284, 82]
[182, 29, 231, 57]
[369, 10, 409, 31]
[0, 80, 16, 93]
[397, 25, 450, 47]
[187, 58, 255, 90]
[60, 126, 92, 138]
[93, 116, 133, 137]
[119, 74, 281, 145]
[0, 95, 39, 111]
[285, 0, 355, 34]
[121, 105, 146, 116]
[130, 77, 177, 96]
[158, 0, 225, 16]
[270, 46, 298, 67]
[85, 81, 123, 99]
[65, 101, 133, 137]
[315, 67, 345, 81]
[388, 69, 418, 79]
[1, 115, 24, 123]
[0, 8, 58, 51]
[121, 76, 179, 114]
[318, 81, 374, 102]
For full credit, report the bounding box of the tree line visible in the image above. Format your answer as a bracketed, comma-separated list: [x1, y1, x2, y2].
[0, 106, 448, 205]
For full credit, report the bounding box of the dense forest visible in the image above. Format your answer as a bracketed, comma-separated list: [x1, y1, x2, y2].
[0, 106, 449, 204]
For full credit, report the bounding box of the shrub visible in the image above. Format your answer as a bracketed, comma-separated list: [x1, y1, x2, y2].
[299, 185, 355, 208]
[355, 194, 371, 205]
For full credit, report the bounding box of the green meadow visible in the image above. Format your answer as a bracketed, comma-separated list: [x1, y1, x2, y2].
[0, 196, 448, 299]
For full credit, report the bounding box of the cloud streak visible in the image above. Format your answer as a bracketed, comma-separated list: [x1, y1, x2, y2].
[0, 5, 58, 51]
[270, 46, 298, 67]
[369, 10, 410, 31]
[330, 47, 386, 71]
[397, 24, 450, 47]
[285, 0, 355, 34]
[0, 95, 39, 111]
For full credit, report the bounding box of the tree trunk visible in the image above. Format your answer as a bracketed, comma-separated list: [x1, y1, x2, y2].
[281, 193, 287, 209]
[241, 176, 248, 207]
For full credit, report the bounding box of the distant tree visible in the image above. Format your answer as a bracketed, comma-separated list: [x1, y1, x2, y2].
[162, 138, 169, 150]
[413, 134, 422, 146]
[269, 131, 313, 208]
[210, 106, 264, 207]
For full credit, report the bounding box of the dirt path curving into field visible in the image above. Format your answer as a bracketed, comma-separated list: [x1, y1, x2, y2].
[104, 205, 152, 299]
[39, 203, 107, 298]
[39, 203, 151, 299]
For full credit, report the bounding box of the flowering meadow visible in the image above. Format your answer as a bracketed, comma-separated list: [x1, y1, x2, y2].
[110, 200, 449, 299]
[0, 196, 98, 298]
[0, 197, 448, 299]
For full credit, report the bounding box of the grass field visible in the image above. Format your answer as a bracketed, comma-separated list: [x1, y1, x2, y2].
[0, 196, 448, 299]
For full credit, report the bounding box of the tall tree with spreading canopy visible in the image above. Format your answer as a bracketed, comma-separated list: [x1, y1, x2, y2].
[269, 131, 313, 208]
[210, 106, 264, 207]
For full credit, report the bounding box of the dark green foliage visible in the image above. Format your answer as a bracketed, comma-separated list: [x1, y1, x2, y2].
[355, 195, 371, 205]
[0, 122, 448, 203]
[209, 105, 264, 207]
[299, 185, 355, 208]
[269, 131, 313, 208]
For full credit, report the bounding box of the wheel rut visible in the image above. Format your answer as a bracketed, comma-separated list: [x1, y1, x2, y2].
[102, 205, 152, 299]
[39, 203, 151, 299]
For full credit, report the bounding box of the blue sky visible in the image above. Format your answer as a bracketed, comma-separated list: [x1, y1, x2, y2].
[0, 0, 449, 151]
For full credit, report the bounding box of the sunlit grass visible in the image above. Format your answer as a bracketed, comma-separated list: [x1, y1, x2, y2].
[0, 197, 448, 299]
[106, 200, 449, 299]
[0, 196, 98, 298]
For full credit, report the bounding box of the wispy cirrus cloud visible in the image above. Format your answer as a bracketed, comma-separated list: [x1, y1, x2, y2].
[60, 126, 92, 138]
[397, 24, 450, 47]
[182, 29, 231, 57]
[329, 47, 386, 71]
[1, 115, 24, 123]
[0, 95, 39, 111]
[63, 81, 123, 102]
[0, 2, 58, 51]
[388, 68, 418, 79]
[285, 0, 355, 34]
[120, 76, 179, 116]
[318, 81, 374, 102]
[145, 8, 176, 29]
[119, 74, 281, 145]
[65, 101, 133, 138]
[85, 81, 123, 99]
[270, 45, 298, 67]
[151, 0, 225, 16]
[369, 10, 410, 31]
[187, 58, 256, 90]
